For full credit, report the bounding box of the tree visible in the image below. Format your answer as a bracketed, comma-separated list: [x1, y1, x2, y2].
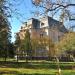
[15, 33, 21, 62]
[31, 36, 55, 57]
[0, 14, 11, 61]
[0, 0, 13, 62]
[0, 0, 21, 17]
[56, 32, 75, 58]
[23, 30, 32, 62]
[0, 0, 27, 59]
[32, 0, 75, 18]
[56, 32, 75, 70]
[31, 37, 39, 56]
[48, 38, 55, 57]
[8, 43, 15, 58]
[32, 1, 75, 74]
[32, 0, 75, 28]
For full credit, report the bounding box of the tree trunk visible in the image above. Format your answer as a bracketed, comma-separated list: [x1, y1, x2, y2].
[56, 56, 61, 75]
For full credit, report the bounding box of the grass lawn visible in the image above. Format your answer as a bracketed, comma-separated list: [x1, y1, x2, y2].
[0, 61, 75, 75]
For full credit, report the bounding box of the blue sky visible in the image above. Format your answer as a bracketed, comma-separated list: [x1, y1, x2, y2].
[8, 0, 34, 42]
[8, 0, 75, 42]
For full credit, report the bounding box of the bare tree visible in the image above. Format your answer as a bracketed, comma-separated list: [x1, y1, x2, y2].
[0, 0, 27, 22]
[31, 1, 75, 74]
[32, 0, 75, 22]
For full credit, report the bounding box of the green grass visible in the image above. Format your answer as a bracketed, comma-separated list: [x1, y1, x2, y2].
[0, 68, 56, 75]
[0, 61, 75, 75]
[0, 67, 75, 75]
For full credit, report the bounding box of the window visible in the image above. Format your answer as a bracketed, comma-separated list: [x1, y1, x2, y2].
[21, 26, 23, 29]
[41, 22, 44, 26]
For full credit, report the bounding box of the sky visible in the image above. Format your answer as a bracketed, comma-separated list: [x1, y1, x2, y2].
[8, 0, 75, 42]
[8, 0, 34, 42]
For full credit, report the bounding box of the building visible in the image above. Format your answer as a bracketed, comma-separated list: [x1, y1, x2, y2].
[16, 16, 68, 57]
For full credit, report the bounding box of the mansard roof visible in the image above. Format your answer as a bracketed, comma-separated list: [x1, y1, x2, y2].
[47, 16, 68, 33]
[22, 16, 68, 33]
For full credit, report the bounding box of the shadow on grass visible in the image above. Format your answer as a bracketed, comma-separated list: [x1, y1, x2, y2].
[0, 61, 74, 70]
[0, 70, 75, 75]
[0, 61, 57, 69]
[62, 72, 75, 75]
[0, 70, 55, 75]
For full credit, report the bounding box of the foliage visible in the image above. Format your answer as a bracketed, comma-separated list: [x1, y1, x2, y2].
[0, 0, 19, 17]
[31, 36, 55, 57]
[15, 33, 21, 55]
[55, 32, 75, 56]
[23, 30, 32, 56]
[32, 0, 75, 29]
[8, 43, 15, 58]
[15, 33, 21, 47]
[32, 0, 75, 19]
[0, 14, 11, 59]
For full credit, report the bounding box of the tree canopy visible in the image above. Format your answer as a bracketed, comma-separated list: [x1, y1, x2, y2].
[0, 0, 11, 59]
[23, 30, 32, 56]
[32, 0, 75, 28]
[55, 32, 75, 56]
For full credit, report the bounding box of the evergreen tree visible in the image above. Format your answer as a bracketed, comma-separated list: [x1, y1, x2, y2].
[0, 0, 11, 60]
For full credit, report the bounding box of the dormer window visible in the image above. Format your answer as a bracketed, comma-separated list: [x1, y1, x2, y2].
[21, 26, 23, 29]
[24, 22, 27, 26]
[41, 22, 44, 26]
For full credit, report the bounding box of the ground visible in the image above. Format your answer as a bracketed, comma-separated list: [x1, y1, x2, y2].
[0, 60, 75, 75]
